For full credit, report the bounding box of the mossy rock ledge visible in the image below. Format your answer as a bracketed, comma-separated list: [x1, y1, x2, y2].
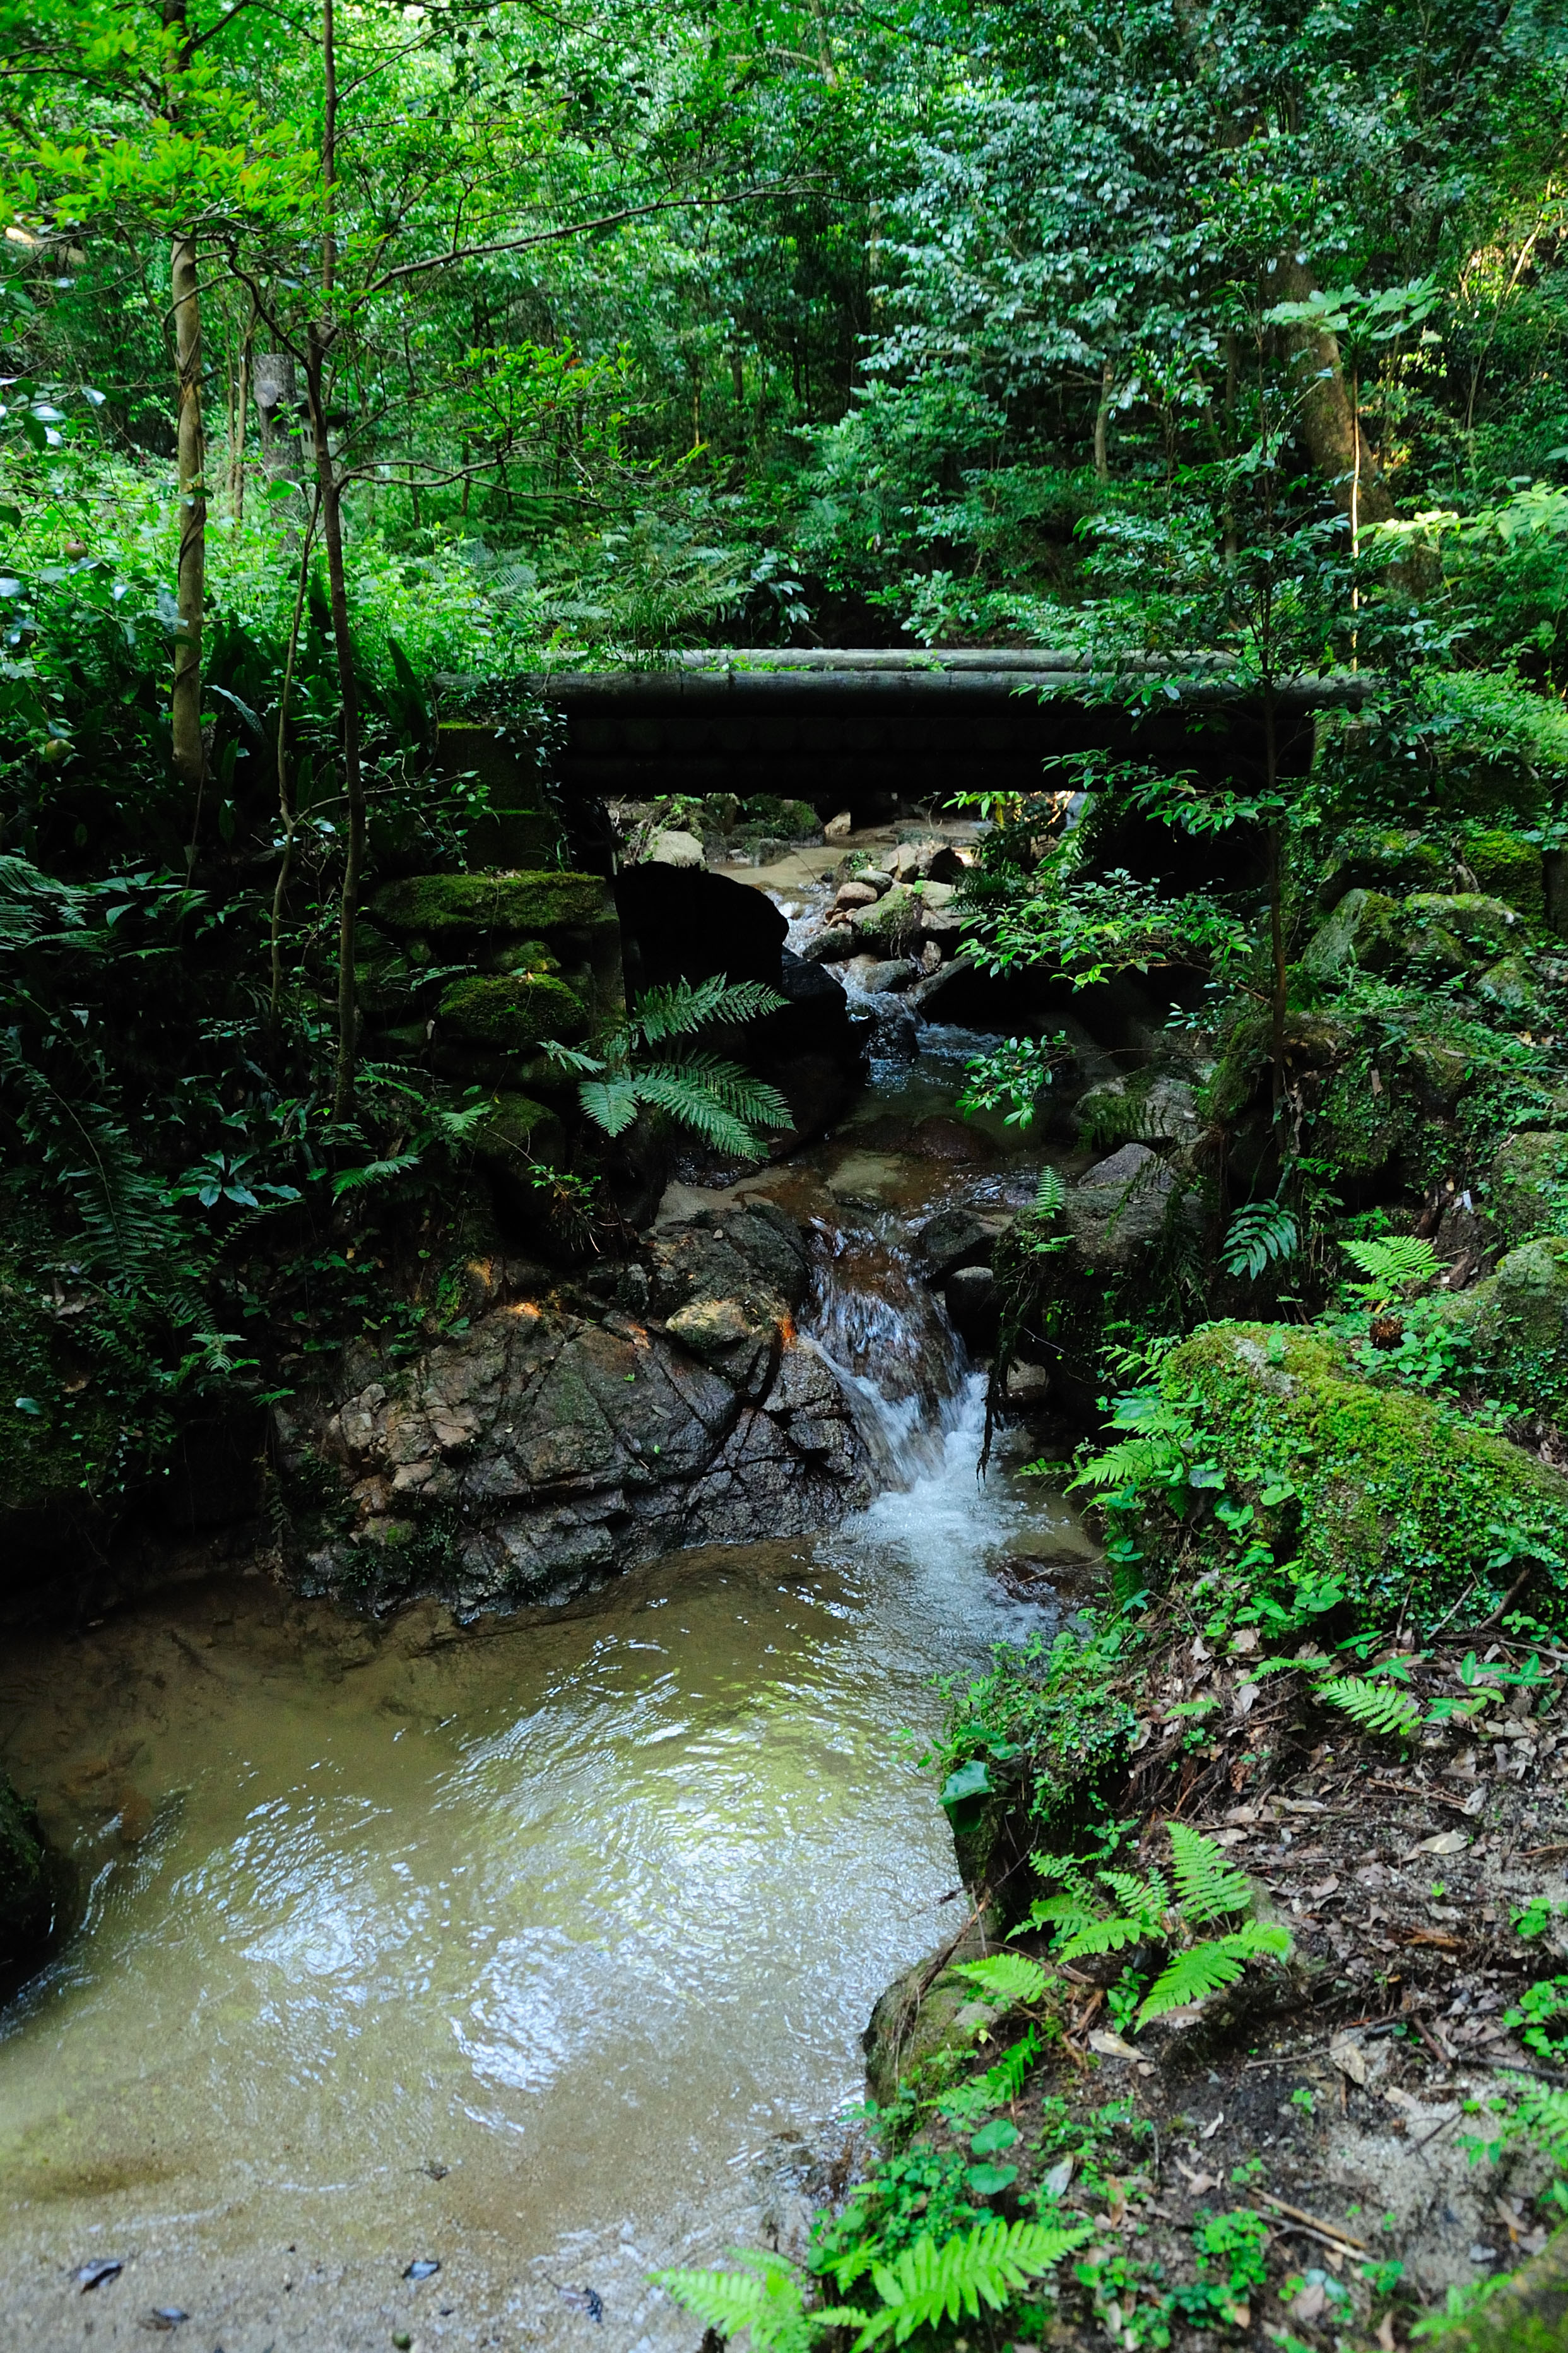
[372, 870, 614, 939]
[1154, 1322, 1568, 1628]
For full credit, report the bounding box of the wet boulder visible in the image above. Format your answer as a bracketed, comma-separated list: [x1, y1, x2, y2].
[1298, 888, 1403, 985]
[1064, 1142, 1201, 1268]
[1463, 827, 1545, 922]
[914, 1206, 996, 1284]
[276, 1200, 873, 1616]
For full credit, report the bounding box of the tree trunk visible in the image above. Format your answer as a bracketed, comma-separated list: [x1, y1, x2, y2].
[305, 329, 364, 1119]
[1093, 357, 1112, 481]
[1273, 255, 1393, 526]
[171, 226, 207, 819]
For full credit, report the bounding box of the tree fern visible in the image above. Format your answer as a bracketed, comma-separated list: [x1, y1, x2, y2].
[855, 2219, 1092, 2346]
[953, 1952, 1051, 2007]
[1318, 1676, 1421, 1738]
[1168, 1824, 1254, 1924]
[1136, 1923, 1292, 2026]
[1222, 1200, 1299, 1279]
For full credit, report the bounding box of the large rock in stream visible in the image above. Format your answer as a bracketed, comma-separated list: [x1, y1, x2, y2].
[275, 1200, 875, 1614]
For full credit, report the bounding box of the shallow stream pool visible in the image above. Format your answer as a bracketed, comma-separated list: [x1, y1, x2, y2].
[0, 1036, 1095, 2350]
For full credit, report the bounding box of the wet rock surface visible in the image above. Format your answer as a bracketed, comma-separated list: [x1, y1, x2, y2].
[277, 1201, 875, 1613]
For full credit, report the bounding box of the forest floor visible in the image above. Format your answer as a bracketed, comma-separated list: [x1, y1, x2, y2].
[867, 1592, 1568, 2351]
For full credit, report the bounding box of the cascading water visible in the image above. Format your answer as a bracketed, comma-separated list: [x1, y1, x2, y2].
[0, 1034, 1097, 2353]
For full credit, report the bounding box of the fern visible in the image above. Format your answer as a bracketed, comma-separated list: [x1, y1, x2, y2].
[952, 1952, 1051, 2007]
[1034, 1165, 1066, 1219]
[547, 974, 793, 1155]
[1136, 1923, 1292, 2025]
[1054, 1913, 1151, 1962]
[1222, 1200, 1299, 1279]
[630, 974, 785, 1044]
[1168, 1823, 1254, 1924]
[1342, 1233, 1439, 1301]
[854, 2219, 1092, 2347]
[653, 2249, 834, 2352]
[1319, 1676, 1421, 1738]
[981, 2026, 1040, 2101]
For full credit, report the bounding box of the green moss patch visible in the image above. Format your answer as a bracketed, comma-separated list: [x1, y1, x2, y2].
[436, 972, 589, 1052]
[1158, 1322, 1568, 1629]
[372, 871, 613, 939]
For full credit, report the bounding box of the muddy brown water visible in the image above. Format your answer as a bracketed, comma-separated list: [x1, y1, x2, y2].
[0, 1028, 1097, 2350]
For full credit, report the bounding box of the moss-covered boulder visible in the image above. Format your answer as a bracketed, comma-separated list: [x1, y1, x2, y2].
[373, 871, 613, 940]
[1157, 1322, 1568, 1628]
[1487, 1130, 1568, 1248]
[1475, 952, 1550, 1027]
[1317, 827, 1446, 908]
[1298, 887, 1403, 984]
[1403, 891, 1523, 975]
[1464, 828, 1545, 923]
[1439, 1237, 1568, 1421]
[471, 1091, 568, 1206]
[436, 972, 588, 1054]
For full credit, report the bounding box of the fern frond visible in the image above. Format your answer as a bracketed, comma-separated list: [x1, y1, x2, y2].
[633, 1057, 792, 1153]
[1135, 1923, 1292, 2026]
[1343, 1234, 1439, 1293]
[577, 1074, 640, 1136]
[631, 975, 785, 1044]
[1169, 1823, 1254, 1923]
[1222, 1200, 1299, 1279]
[981, 2026, 1040, 2101]
[1099, 1867, 1167, 1926]
[1319, 1676, 1420, 1739]
[1028, 1851, 1096, 1904]
[541, 1036, 606, 1075]
[1053, 1914, 1147, 1962]
[857, 2219, 1091, 2347]
[653, 2249, 819, 2352]
[1022, 1892, 1100, 1937]
[952, 1953, 1051, 2007]
[1034, 1166, 1066, 1219]
[645, 1052, 794, 1129]
[331, 1152, 422, 1200]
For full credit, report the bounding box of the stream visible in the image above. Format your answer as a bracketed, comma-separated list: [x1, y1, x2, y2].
[0, 1027, 1097, 2352]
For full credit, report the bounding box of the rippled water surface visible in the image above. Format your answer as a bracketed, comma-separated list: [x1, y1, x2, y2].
[0, 1035, 1095, 2350]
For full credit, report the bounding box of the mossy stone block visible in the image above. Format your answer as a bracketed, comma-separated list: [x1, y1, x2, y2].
[1464, 828, 1545, 923]
[1158, 1322, 1568, 1628]
[436, 972, 589, 1053]
[373, 872, 613, 940]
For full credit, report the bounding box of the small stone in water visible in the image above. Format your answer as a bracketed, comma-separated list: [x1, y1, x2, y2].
[74, 2259, 123, 2291]
[404, 2258, 440, 2280]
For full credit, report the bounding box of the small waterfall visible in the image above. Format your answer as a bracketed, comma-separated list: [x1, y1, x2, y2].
[801, 1219, 969, 1488]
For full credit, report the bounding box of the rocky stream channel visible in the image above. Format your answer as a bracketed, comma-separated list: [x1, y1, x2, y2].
[0, 906, 1106, 2352]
